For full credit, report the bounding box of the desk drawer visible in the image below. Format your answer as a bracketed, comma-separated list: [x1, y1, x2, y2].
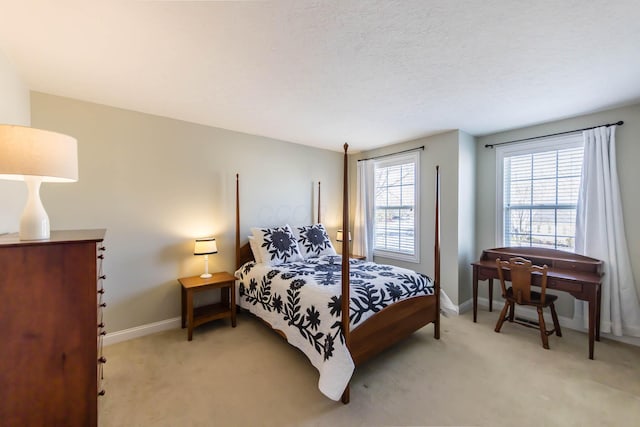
[550, 278, 583, 294]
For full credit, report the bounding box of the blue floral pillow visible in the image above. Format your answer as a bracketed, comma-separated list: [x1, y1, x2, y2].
[294, 224, 336, 259]
[251, 225, 304, 266]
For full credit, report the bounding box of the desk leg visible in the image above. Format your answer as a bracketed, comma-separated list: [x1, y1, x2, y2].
[588, 292, 597, 360]
[595, 284, 602, 341]
[488, 278, 493, 312]
[473, 267, 478, 323]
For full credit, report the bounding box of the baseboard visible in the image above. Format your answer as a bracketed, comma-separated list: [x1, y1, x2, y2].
[103, 316, 182, 346]
[464, 297, 640, 348]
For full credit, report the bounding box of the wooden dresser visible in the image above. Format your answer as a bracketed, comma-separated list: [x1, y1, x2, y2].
[0, 229, 107, 426]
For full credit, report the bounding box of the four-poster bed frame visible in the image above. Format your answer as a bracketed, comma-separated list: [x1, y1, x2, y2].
[235, 143, 441, 404]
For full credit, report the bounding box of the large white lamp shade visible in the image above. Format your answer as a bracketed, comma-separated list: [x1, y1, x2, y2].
[0, 125, 78, 240]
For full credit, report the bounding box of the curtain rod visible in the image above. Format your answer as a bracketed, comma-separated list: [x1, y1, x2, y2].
[484, 121, 624, 148]
[357, 145, 424, 162]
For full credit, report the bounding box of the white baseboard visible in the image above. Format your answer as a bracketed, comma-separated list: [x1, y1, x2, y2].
[103, 316, 181, 347]
[463, 297, 640, 348]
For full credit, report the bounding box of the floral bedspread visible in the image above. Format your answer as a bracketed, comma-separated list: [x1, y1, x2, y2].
[235, 255, 434, 400]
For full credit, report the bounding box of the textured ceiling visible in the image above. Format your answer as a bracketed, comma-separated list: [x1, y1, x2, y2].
[1, 0, 639, 152]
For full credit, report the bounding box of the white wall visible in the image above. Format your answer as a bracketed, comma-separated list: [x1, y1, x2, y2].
[28, 92, 344, 333]
[476, 103, 640, 317]
[0, 49, 31, 233]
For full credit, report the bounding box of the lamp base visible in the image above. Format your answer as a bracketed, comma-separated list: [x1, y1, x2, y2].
[19, 176, 50, 241]
[200, 273, 213, 279]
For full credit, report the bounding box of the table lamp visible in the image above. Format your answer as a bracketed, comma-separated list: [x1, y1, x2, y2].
[336, 229, 351, 242]
[194, 237, 218, 278]
[0, 125, 78, 240]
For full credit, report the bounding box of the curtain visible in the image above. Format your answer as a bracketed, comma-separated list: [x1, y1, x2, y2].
[353, 159, 374, 260]
[574, 126, 640, 337]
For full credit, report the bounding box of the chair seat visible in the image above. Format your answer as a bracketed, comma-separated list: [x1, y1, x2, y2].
[505, 287, 558, 306]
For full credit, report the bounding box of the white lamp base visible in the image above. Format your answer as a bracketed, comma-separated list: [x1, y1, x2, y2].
[200, 254, 212, 279]
[19, 176, 50, 241]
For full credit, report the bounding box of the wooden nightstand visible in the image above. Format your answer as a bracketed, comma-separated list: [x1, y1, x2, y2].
[178, 271, 236, 341]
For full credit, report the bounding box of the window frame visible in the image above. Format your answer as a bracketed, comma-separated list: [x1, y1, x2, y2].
[495, 133, 584, 250]
[372, 151, 420, 263]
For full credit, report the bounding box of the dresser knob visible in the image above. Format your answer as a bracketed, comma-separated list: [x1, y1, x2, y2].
[98, 356, 107, 364]
[98, 390, 106, 396]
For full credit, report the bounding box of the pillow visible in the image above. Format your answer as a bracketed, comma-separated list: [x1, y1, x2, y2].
[294, 224, 336, 259]
[251, 224, 304, 266]
[248, 236, 263, 264]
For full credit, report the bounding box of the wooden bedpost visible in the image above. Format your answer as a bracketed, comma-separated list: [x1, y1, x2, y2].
[236, 173, 240, 270]
[317, 181, 321, 224]
[341, 143, 351, 404]
[434, 166, 441, 339]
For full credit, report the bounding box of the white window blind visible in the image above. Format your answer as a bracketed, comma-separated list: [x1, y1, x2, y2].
[373, 151, 420, 262]
[497, 134, 583, 252]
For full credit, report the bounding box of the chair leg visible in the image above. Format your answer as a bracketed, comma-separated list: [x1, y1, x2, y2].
[495, 301, 510, 333]
[508, 302, 515, 322]
[537, 307, 549, 349]
[550, 302, 562, 337]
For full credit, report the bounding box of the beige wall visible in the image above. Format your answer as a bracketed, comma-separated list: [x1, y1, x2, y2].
[351, 130, 476, 306]
[476, 103, 640, 317]
[0, 49, 31, 233]
[28, 92, 344, 332]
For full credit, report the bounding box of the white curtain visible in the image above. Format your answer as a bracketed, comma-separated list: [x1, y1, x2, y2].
[574, 126, 640, 337]
[353, 159, 374, 260]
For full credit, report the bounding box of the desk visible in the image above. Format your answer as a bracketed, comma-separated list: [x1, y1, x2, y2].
[472, 247, 603, 359]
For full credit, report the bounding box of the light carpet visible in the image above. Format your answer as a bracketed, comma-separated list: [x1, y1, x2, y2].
[99, 310, 640, 426]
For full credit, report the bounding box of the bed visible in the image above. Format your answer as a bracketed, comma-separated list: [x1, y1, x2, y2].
[234, 143, 442, 403]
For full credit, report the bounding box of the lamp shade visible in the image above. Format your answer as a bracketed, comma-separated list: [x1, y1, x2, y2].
[194, 237, 218, 255]
[336, 230, 351, 242]
[0, 125, 78, 182]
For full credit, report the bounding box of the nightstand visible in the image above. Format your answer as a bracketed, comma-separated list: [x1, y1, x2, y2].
[350, 254, 366, 260]
[178, 271, 236, 341]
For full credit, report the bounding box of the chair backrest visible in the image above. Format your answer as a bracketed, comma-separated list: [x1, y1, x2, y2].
[496, 257, 549, 304]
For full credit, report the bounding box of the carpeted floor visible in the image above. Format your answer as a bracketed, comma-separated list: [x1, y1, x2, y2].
[99, 310, 640, 426]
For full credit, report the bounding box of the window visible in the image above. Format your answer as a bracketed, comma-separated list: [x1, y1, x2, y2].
[373, 151, 420, 262]
[497, 134, 583, 252]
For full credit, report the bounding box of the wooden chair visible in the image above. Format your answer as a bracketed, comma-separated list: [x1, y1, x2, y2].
[494, 257, 562, 349]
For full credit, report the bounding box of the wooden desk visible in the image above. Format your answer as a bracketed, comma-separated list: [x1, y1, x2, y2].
[472, 247, 603, 359]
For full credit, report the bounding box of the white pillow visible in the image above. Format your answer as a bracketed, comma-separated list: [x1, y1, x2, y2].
[250, 224, 304, 266]
[293, 224, 336, 259]
[248, 236, 263, 264]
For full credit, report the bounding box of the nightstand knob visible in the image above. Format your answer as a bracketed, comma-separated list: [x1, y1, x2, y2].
[98, 356, 107, 364]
